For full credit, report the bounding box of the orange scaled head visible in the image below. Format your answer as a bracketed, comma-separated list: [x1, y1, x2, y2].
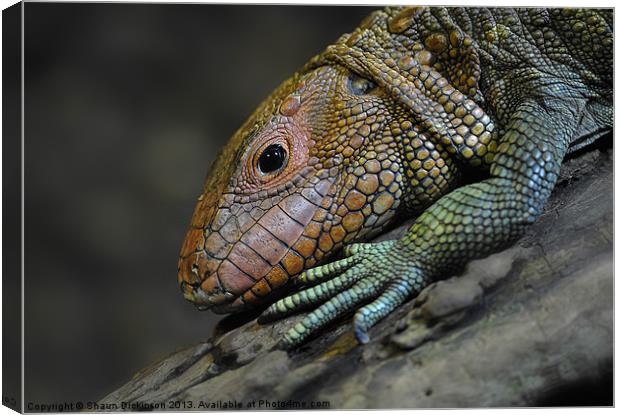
[178, 47, 414, 313]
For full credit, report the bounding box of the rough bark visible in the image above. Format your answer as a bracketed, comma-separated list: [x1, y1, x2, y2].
[100, 145, 613, 409]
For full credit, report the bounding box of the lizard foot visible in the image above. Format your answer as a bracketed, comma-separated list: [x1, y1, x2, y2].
[258, 240, 429, 349]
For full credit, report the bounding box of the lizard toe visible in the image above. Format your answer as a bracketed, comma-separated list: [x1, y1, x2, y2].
[280, 277, 384, 349]
[353, 275, 420, 344]
[259, 264, 368, 322]
[296, 253, 359, 286]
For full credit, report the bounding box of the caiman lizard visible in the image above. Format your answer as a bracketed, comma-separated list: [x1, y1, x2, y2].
[177, 7, 613, 349]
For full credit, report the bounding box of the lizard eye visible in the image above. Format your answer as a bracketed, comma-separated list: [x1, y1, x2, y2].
[348, 72, 376, 95]
[257, 143, 287, 175]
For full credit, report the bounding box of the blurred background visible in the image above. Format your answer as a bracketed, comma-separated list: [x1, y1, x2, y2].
[24, 3, 373, 404]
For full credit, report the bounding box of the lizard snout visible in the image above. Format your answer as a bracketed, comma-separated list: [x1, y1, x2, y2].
[177, 248, 260, 314]
[179, 280, 210, 311]
[177, 250, 233, 311]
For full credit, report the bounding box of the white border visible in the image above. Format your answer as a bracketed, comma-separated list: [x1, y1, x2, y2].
[0, 1, 616, 415]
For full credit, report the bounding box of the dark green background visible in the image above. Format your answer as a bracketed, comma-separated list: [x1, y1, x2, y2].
[24, 3, 373, 403]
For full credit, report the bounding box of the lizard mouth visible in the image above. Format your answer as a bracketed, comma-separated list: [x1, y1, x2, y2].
[179, 277, 241, 313]
[177, 229, 261, 313]
[178, 248, 265, 314]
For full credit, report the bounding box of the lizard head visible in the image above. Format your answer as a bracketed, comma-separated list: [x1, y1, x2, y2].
[177, 61, 413, 313]
[177, 8, 467, 313]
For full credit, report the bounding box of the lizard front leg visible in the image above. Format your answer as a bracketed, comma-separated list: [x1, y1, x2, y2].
[260, 97, 581, 349]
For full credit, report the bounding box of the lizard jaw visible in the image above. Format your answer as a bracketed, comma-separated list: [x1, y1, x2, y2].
[180, 276, 242, 313]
